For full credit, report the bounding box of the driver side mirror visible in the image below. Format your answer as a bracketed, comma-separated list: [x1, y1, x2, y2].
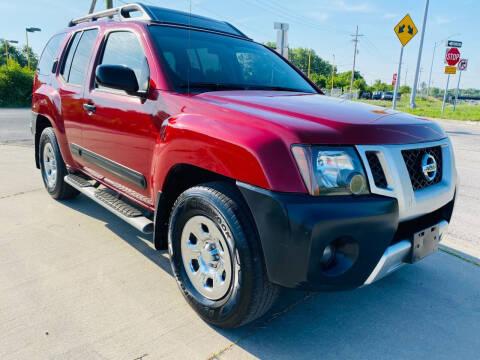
[95, 64, 140, 95]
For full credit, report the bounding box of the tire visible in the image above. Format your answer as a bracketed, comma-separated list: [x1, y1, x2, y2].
[39, 127, 78, 200]
[168, 182, 279, 328]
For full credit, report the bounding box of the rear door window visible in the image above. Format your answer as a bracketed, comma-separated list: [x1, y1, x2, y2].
[37, 33, 66, 75]
[60, 32, 81, 80]
[61, 29, 98, 86]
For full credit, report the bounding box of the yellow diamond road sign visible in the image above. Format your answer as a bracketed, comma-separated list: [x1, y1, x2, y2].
[394, 14, 418, 47]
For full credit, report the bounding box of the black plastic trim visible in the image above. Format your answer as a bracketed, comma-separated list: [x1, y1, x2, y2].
[70, 143, 147, 189]
[153, 190, 168, 250]
[237, 182, 400, 291]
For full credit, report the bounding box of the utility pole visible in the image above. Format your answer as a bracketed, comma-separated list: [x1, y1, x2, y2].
[350, 26, 363, 93]
[409, 0, 429, 108]
[418, 67, 423, 96]
[426, 42, 437, 97]
[441, 74, 450, 115]
[453, 71, 462, 112]
[307, 51, 311, 78]
[331, 54, 335, 90]
[392, 45, 404, 110]
[89, 0, 97, 13]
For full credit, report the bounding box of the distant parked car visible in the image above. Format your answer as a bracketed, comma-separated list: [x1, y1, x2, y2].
[340, 93, 352, 99]
[382, 91, 394, 101]
[361, 91, 371, 99]
[372, 91, 383, 100]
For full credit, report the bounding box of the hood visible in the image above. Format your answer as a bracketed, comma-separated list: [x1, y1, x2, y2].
[196, 91, 446, 145]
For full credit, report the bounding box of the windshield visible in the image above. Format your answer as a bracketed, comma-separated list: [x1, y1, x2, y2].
[149, 26, 317, 94]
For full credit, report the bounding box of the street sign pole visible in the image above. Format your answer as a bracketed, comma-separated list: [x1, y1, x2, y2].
[393, 46, 404, 110]
[409, 0, 429, 108]
[25, 30, 30, 70]
[442, 74, 450, 115]
[453, 71, 462, 112]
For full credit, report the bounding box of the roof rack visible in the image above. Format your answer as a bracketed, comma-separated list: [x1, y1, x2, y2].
[69, 3, 151, 27]
[68, 3, 249, 39]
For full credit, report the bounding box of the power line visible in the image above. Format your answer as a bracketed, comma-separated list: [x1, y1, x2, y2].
[242, 0, 349, 36]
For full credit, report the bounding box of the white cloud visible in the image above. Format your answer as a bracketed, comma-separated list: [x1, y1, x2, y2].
[383, 13, 398, 19]
[333, 1, 372, 13]
[234, 16, 258, 24]
[308, 12, 329, 23]
[435, 16, 452, 25]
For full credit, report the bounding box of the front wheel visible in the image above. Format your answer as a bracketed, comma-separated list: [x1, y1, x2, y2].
[39, 127, 78, 199]
[168, 182, 279, 328]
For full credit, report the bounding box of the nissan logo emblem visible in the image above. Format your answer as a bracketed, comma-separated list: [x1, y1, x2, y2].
[422, 153, 437, 181]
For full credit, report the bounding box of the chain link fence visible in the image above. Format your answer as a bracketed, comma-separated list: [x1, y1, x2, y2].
[321, 88, 359, 99]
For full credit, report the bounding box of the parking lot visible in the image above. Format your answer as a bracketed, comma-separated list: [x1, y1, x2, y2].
[1, 109, 479, 359]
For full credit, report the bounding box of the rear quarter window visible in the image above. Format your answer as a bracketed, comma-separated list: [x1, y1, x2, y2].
[60, 29, 98, 86]
[37, 33, 66, 75]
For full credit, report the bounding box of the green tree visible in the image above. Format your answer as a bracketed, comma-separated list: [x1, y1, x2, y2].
[398, 85, 411, 94]
[353, 78, 367, 91]
[330, 71, 363, 90]
[310, 73, 327, 88]
[264, 41, 276, 50]
[289, 47, 332, 77]
[0, 59, 35, 107]
[0, 39, 38, 69]
[371, 79, 393, 92]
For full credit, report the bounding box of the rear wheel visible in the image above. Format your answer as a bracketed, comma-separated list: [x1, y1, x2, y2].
[39, 127, 78, 199]
[168, 182, 279, 328]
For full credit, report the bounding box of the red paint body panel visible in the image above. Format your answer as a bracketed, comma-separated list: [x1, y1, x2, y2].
[32, 20, 447, 211]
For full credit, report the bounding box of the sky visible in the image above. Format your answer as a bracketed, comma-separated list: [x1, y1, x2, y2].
[1, 0, 479, 89]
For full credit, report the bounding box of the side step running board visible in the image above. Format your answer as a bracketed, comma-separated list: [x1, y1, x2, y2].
[65, 175, 154, 234]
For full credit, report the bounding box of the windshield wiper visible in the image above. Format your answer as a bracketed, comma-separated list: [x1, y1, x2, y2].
[243, 85, 308, 92]
[180, 83, 247, 91]
[180, 83, 311, 93]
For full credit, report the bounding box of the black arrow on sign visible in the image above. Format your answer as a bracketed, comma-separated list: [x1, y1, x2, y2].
[408, 25, 414, 35]
[398, 24, 405, 33]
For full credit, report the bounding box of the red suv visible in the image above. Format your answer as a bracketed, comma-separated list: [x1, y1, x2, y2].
[31, 3, 457, 328]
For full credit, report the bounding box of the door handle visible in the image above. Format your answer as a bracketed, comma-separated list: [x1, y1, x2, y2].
[83, 103, 96, 113]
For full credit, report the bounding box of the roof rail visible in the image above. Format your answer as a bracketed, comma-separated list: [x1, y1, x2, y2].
[69, 3, 151, 27]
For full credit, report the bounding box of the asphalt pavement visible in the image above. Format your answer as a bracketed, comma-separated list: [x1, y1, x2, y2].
[1, 108, 479, 359]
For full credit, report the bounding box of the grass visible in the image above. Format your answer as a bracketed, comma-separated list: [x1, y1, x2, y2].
[356, 95, 480, 121]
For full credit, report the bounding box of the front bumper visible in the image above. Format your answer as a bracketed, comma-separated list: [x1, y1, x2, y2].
[238, 182, 455, 291]
[363, 220, 448, 285]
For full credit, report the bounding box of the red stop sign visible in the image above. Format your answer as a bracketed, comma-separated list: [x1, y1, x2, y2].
[445, 47, 460, 66]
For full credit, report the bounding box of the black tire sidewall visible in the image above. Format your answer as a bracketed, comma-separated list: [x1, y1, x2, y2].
[39, 127, 67, 198]
[168, 187, 258, 327]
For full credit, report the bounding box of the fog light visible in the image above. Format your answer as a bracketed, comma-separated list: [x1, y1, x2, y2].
[320, 244, 335, 268]
[348, 172, 366, 195]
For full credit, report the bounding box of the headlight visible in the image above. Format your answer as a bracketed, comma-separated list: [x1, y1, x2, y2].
[291, 146, 369, 196]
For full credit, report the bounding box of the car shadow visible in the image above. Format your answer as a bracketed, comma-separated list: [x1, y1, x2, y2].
[59, 194, 480, 359]
[215, 251, 480, 359]
[59, 193, 173, 276]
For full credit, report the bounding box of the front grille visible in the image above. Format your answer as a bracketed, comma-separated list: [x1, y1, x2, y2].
[401, 146, 442, 190]
[366, 151, 388, 188]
